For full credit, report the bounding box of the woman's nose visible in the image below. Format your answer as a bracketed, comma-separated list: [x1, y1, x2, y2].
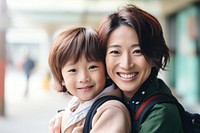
[119, 54, 134, 69]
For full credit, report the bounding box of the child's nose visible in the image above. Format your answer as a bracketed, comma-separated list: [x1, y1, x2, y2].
[79, 71, 90, 83]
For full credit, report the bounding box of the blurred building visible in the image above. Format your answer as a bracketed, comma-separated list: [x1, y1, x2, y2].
[167, 1, 200, 105]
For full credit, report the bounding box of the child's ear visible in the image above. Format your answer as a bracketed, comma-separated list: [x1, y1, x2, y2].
[61, 80, 65, 86]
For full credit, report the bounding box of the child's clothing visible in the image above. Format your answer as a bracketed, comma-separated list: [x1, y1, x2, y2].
[62, 84, 131, 133]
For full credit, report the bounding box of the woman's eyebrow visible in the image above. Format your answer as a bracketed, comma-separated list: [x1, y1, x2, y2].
[108, 43, 139, 48]
[131, 44, 140, 48]
[107, 44, 121, 48]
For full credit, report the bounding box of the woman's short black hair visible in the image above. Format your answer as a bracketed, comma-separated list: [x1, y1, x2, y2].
[98, 4, 170, 76]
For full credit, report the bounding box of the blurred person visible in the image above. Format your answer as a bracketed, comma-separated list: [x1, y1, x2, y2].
[23, 48, 35, 97]
[48, 27, 131, 133]
[49, 4, 184, 133]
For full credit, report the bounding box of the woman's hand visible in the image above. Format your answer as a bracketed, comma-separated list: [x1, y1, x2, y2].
[49, 111, 64, 133]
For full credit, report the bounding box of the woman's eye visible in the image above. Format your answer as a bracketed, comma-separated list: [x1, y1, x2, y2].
[133, 49, 142, 55]
[110, 50, 119, 54]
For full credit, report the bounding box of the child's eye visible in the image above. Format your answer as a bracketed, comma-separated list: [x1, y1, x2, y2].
[68, 69, 76, 73]
[89, 65, 98, 70]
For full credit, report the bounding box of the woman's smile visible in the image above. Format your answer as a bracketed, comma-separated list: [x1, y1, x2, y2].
[117, 72, 138, 80]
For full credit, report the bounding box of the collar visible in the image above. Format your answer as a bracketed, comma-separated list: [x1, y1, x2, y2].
[62, 83, 115, 132]
[127, 69, 156, 111]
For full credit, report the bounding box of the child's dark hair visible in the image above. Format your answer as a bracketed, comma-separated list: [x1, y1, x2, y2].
[48, 27, 104, 92]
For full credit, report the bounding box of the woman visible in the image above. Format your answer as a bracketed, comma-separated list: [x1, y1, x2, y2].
[49, 4, 183, 133]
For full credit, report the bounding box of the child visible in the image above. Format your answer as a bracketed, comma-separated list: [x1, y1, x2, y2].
[48, 27, 131, 133]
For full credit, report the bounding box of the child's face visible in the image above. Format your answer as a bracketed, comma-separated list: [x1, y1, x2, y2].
[61, 56, 106, 104]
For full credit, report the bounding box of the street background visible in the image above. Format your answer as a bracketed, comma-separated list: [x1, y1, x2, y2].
[0, 66, 72, 133]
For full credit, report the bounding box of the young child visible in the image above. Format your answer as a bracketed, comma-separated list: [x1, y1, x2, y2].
[48, 27, 131, 133]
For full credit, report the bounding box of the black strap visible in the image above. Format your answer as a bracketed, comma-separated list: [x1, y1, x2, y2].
[136, 94, 177, 124]
[134, 94, 183, 132]
[83, 96, 125, 133]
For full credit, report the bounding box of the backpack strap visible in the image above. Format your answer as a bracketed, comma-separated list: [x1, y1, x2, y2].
[134, 93, 200, 133]
[83, 95, 126, 133]
[134, 94, 178, 132]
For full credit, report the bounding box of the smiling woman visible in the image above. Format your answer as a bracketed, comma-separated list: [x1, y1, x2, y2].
[105, 25, 152, 100]
[97, 4, 183, 133]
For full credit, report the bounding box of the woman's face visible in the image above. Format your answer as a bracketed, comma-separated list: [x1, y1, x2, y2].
[106, 25, 152, 100]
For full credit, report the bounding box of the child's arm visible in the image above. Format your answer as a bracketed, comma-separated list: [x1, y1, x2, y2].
[49, 111, 64, 133]
[90, 100, 131, 133]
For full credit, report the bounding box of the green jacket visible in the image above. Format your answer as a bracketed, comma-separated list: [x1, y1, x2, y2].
[130, 78, 183, 133]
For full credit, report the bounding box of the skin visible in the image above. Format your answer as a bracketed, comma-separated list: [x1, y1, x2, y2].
[61, 55, 106, 104]
[106, 25, 152, 101]
[49, 111, 63, 133]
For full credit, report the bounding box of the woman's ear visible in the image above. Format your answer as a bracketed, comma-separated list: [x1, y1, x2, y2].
[150, 63, 155, 67]
[148, 59, 155, 67]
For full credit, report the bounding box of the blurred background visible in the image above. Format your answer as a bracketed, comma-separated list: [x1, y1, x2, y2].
[0, 0, 200, 132]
